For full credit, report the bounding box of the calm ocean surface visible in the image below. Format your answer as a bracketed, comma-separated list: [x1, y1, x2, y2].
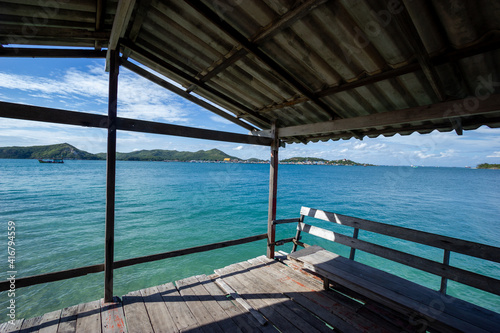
[1, 159, 499, 319]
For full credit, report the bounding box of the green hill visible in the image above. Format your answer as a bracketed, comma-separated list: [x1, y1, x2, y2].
[0, 144, 241, 162]
[99, 148, 240, 162]
[281, 157, 329, 163]
[328, 159, 373, 166]
[0, 143, 375, 166]
[281, 157, 372, 166]
[477, 163, 500, 169]
[0, 143, 101, 160]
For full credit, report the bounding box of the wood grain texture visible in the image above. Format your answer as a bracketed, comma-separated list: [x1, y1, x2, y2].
[140, 286, 177, 333]
[156, 282, 200, 332]
[289, 247, 499, 332]
[76, 300, 101, 333]
[38, 309, 61, 333]
[122, 290, 153, 333]
[299, 207, 500, 263]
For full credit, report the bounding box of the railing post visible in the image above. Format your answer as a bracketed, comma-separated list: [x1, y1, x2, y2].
[440, 249, 451, 294]
[349, 228, 359, 260]
[104, 49, 119, 303]
[267, 122, 279, 259]
[291, 215, 304, 253]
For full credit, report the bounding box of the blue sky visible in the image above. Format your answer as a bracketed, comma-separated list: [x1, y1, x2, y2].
[0, 56, 499, 167]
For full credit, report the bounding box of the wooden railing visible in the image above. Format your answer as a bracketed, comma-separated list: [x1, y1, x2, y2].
[273, 207, 500, 296]
[0, 49, 278, 302]
[0, 233, 267, 292]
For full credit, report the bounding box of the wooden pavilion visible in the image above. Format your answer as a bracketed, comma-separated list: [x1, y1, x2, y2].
[1, 0, 500, 332]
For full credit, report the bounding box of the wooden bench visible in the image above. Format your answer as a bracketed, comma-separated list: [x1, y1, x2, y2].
[274, 207, 500, 332]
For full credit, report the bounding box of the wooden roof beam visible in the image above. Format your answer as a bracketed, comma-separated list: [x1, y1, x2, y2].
[258, 94, 500, 138]
[0, 101, 273, 146]
[0, 27, 110, 41]
[0, 48, 106, 58]
[252, 0, 328, 44]
[197, 0, 327, 83]
[94, 0, 105, 49]
[184, 0, 342, 120]
[120, 39, 271, 126]
[122, 59, 260, 132]
[105, 0, 136, 71]
[122, 0, 155, 60]
[391, 1, 447, 101]
[257, 37, 500, 113]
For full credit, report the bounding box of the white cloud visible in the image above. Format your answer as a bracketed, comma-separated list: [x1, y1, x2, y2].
[439, 149, 456, 158]
[416, 151, 436, 159]
[487, 151, 500, 158]
[233, 146, 243, 150]
[353, 142, 367, 150]
[372, 143, 387, 150]
[210, 115, 233, 125]
[0, 65, 190, 123]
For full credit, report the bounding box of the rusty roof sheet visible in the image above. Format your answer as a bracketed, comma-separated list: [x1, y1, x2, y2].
[1, 0, 499, 143]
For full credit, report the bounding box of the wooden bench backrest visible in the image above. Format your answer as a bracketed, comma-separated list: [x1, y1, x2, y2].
[293, 206, 500, 297]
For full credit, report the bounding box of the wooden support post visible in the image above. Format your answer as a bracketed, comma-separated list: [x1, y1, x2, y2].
[440, 249, 451, 294]
[104, 50, 119, 303]
[349, 228, 359, 260]
[323, 277, 330, 290]
[267, 122, 279, 259]
[291, 215, 304, 253]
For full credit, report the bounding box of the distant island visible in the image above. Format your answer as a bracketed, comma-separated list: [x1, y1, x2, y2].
[0, 143, 373, 166]
[0, 143, 100, 160]
[95, 148, 245, 162]
[281, 157, 374, 166]
[0, 143, 248, 162]
[477, 163, 500, 169]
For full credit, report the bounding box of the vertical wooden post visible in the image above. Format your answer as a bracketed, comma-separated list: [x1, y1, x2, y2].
[291, 215, 303, 253]
[349, 228, 359, 260]
[104, 49, 119, 303]
[267, 122, 279, 259]
[440, 249, 451, 294]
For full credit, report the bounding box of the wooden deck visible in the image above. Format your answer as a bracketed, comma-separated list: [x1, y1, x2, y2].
[1, 254, 431, 333]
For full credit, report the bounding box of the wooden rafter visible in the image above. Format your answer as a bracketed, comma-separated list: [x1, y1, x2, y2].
[184, 0, 342, 120]
[197, 48, 247, 83]
[120, 39, 271, 126]
[0, 27, 110, 41]
[122, 0, 155, 59]
[0, 48, 106, 58]
[122, 59, 259, 132]
[95, 0, 105, 31]
[391, 1, 447, 101]
[260, 94, 500, 138]
[0, 15, 95, 30]
[197, 0, 327, 84]
[94, 0, 105, 49]
[105, 0, 136, 70]
[252, 0, 328, 43]
[258, 37, 500, 113]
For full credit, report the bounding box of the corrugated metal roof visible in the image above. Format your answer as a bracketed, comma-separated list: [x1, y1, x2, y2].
[1, 0, 499, 143]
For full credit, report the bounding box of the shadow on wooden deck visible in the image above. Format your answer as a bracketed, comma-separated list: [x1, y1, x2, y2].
[1, 256, 432, 333]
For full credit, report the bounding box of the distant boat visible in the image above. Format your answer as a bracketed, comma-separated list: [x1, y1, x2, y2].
[38, 158, 64, 163]
[411, 165, 418, 168]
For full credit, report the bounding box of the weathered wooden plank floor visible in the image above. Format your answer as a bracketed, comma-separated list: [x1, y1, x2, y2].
[0, 254, 421, 333]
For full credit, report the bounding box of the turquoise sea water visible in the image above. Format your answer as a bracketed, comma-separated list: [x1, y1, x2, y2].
[1, 159, 499, 320]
